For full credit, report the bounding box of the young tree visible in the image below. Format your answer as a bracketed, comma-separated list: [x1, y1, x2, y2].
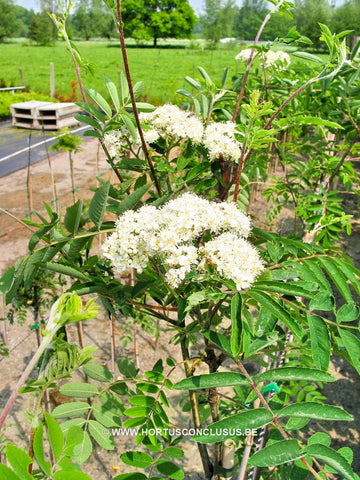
[0, 0, 21, 41]
[200, 0, 237, 44]
[120, 0, 197, 47]
[28, 11, 55, 45]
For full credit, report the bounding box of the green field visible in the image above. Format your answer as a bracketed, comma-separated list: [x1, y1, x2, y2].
[0, 40, 247, 105]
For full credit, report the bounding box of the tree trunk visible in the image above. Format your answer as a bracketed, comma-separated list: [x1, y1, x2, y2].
[153, 36, 157, 47]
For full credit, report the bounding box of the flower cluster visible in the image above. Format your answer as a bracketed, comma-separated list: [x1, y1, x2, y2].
[235, 48, 291, 71]
[103, 127, 132, 158]
[235, 48, 254, 63]
[139, 104, 204, 144]
[264, 50, 291, 71]
[203, 122, 241, 162]
[102, 193, 263, 290]
[105, 104, 242, 163]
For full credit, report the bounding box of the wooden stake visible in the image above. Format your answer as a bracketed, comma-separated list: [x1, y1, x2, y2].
[50, 62, 55, 98]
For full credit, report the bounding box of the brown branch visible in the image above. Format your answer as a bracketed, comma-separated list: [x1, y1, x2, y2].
[115, 0, 162, 197]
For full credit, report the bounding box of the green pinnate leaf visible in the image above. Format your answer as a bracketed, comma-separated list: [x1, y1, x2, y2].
[113, 474, 147, 480]
[338, 328, 360, 375]
[60, 382, 99, 398]
[88, 420, 114, 450]
[193, 409, 272, 444]
[121, 451, 153, 468]
[64, 200, 83, 236]
[89, 180, 110, 230]
[64, 426, 86, 457]
[164, 447, 184, 459]
[53, 472, 93, 480]
[118, 358, 138, 378]
[45, 413, 64, 462]
[33, 423, 51, 475]
[85, 88, 112, 118]
[71, 430, 92, 464]
[156, 460, 184, 480]
[248, 439, 302, 467]
[0, 464, 22, 480]
[115, 184, 151, 216]
[230, 293, 242, 357]
[173, 372, 250, 391]
[336, 303, 360, 323]
[104, 76, 121, 112]
[309, 292, 335, 312]
[305, 444, 357, 480]
[52, 401, 91, 419]
[256, 367, 334, 383]
[308, 432, 331, 447]
[92, 405, 122, 428]
[129, 395, 155, 407]
[308, 315, 331, 371]
[278, 403, 353, 421]
[5, 445, 32, 480]
[82, 363, 113, 382]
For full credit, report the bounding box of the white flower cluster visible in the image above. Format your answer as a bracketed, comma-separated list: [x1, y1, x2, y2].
[102, 192, 263, 290]
[104, 104, 242, 163]
[199, 232, 265, 291]
[103, 127, 132, 158]
[140, 104, 204, 144]
[235, 48, 291, 71]
[235, 48, 254, 63]
[203, 122, 241, 163]
[264, 50, 291, 71]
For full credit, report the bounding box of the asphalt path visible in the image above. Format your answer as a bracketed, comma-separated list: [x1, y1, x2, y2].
[0, 121, 90, 178]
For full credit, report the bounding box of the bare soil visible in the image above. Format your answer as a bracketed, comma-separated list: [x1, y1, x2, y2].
[0, 143, 359, 478]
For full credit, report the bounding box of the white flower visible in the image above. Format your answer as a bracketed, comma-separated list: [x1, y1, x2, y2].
[199, 232, 264, 291]
[203, 122, 241, 162]
[235, 48, 256, 63]
[102, 193, 263, 290]
[104, 127, 133, 158]
[140, 104, 204, 144]
[264, 50, 291, 71]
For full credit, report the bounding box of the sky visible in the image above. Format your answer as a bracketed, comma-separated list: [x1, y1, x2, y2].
[13, 0, 345, 14]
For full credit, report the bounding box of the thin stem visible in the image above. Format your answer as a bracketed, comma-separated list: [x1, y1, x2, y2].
[180, 337, 213, 479]
[26, 132, 33, 219]
[231, 0, 286, 122]
[0, 208, 36, 233]
[327, 136, 358, 189]
[0, 329, 57, 431]
[69, 152, 76, 204]
[115, 0, 162, 197]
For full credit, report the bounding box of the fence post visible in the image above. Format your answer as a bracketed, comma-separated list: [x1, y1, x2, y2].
[50, 62, 55, 98]
[19, 67, 25, 87]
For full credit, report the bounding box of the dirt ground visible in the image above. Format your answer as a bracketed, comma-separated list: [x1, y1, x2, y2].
[0, 141, 359, 478]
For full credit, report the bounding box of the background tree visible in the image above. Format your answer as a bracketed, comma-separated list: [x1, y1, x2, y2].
[331, 0, 360, 38]
[28, 11, 55, 45]
[199, 0, 237, 45]
[120, 0, 197, 47]
[14, 5, 33, 37]
[235, 0, 268, 40]
[0, 0, 21, 42]
[71, 0, 116, 40]
[292, 0, 332, 49]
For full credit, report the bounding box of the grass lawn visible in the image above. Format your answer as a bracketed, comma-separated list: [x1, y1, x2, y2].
[0, 40, 246, 105]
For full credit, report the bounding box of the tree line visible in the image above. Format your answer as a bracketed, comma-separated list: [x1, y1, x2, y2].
[0, 0, 359, 48]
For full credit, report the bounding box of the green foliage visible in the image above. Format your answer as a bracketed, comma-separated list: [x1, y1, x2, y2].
[111, 0, 197, 47]
[1, 12, 360, 480]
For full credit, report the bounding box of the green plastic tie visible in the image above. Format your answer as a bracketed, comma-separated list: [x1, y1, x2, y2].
[263, 382, 280, 394]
